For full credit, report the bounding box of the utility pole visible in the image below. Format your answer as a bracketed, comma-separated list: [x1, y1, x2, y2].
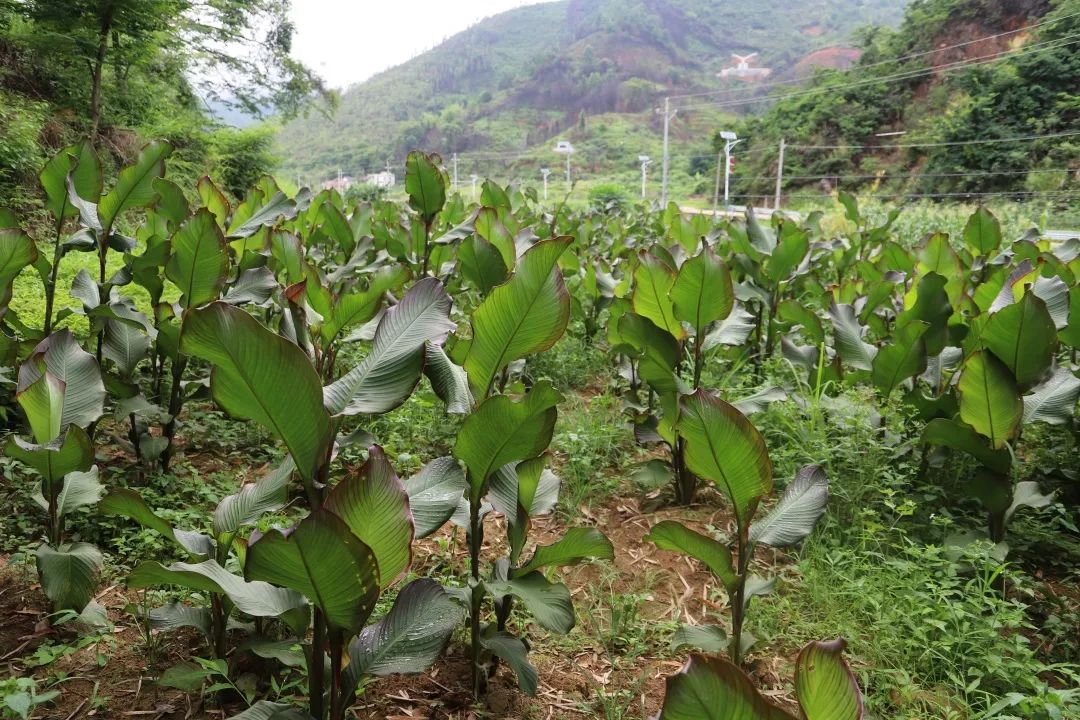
[639, 155, 652, 199]
[565, 151, 572, 186]
[452, 153, 459, 190]
[719, 131, 743, 213]
[712, 149, 723, 214]
[774, 138, 786, 210]
[541, 168, 551, 201]
[659, 97, 677, 207]
[470, 174, 479, 201]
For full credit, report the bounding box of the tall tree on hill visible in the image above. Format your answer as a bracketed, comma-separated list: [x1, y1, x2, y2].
[17, 0, 329, 139]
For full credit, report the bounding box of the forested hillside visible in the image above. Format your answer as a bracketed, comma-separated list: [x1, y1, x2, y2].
[276, 0, 907, 182]
[731, 0, 1080, 198]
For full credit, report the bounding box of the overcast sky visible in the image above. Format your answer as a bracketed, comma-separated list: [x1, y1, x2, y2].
[289, 1, 550, 90]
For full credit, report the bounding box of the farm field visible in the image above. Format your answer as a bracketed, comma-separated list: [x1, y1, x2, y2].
[0, 145, 1078, 720]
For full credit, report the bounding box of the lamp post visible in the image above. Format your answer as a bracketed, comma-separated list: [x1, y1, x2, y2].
[717, 130, 744, 213]
[540, 168, 551, 201]
[658, 98, 678, 206]
[638, 155, 652, 199]
[470, 174, 479, 201]
[554, 140, 574, 189]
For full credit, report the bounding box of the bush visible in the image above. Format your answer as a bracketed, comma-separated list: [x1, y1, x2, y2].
[208, 124, 279, 200]
[0, 89, 47, 190]
[588, 182, 630, 212]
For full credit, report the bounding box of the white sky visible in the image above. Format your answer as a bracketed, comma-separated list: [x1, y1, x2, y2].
[289, 0, 550, 90]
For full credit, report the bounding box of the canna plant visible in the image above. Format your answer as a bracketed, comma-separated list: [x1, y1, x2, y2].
[446, 234, 614, 698]
[647, 391, 828, 665]
[4, 332, 107, 614]
[659, 638, 863, 720]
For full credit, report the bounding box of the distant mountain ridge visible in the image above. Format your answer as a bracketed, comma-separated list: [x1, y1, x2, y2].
[276, 0, 908, 181]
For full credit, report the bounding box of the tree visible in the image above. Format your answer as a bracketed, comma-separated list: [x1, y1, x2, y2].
[18, 0, 329, 139]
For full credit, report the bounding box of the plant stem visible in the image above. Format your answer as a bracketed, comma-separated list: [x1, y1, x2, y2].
[43, 219, 65, 336]
[421, 222, 431, 276]
[730, 522, 752, 666]
[161, 356, 188, 473]
[468, 492, 485, 698]
[210, 595, 226, 659]
[329, 629, 344, 720]
[310, 609, 326, 720]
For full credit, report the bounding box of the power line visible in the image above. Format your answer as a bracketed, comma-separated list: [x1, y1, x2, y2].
[675, 33, 1080, 111]
[786, 130, 1080, 150]
[736, 167, 1077, 182]
[666, 9, 1080, 103]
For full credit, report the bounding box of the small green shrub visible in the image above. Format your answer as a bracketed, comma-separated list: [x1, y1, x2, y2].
[588, 182, 630, 212]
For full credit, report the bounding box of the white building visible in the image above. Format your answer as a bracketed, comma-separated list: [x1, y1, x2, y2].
[363, 171, 396, 188]
[719, 53, 772, 80]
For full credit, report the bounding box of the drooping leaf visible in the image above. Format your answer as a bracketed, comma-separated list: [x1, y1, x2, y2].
[246, 509, 379, 632]
[129, 559, 306, 618]
[404, 457, 466, 538]
[458, 232, 508, 293]
[453, 382, 561, 502]
[829, 303, 877, 372]
[677, 390, 773, 526]
[481, 632, 538, 695]
[16, 365, 64, 443]
[671, 624, 728, 653]
[921, 418, 1011, 475]
[323, 278, 456, 415]
[659, 654, 795, 720]
[5, 427, 94, 485]
[99, 488, 213, 556]
[464, 237, 572, 397]
[18, 331, 105, 430]
[345, 578, 463, 687]
[148, 602, 211, 636]
[957, 351, 1023, 449]
[749, 465, 829, 548]
[40, 141, 101, 223]
[871, 321, 928, 396]
[227, 192, 296, 239]
[513, 527, 613, 576]
[0, 228, 38, 308]
[166, 208, 230, 309]
[702, 305, 756, 350]
[424, 342, 473, 414]
[732, 385, 789, 416]
[1022, 366, 1080, 425]
[225, 701, 310, 720]
[36, 542, 102, 612]
[795, 638, 864, 720]
[223, 267, 279, 306]
[646, 520, 737, 594]
[197, 176, 231, 228]
[324, 446, 413, 588]
[181, 302, 332, 482]
[213, 457, 296, 536]
[103, 319, 150, 376]
[487, 572, 574, 633]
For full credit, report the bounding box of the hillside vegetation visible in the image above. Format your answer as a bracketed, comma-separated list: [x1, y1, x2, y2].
[276, 0, 906, 182]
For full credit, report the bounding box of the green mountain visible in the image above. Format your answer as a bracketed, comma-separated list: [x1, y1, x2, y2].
[276, 0, 908, 183]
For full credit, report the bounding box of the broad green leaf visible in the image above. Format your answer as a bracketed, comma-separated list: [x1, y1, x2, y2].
[981, 292, 1056, 391]
[99, 489, 213, 556]
[181, 302, 332, 482]
[486, 459, 560, 522]
[5, 426, 94, 485]
[660, 654, 795, 720]
[223, 267, 279, 307]
[98, 141, 171, 233]
[0, 229, 38, 304]
[31, 467, 102, 518]
[226, 701, 310, 720]
[151, 177, 190, 227]
[749, 465, 828, 548]
[453, 382, 562, 502]
[129, 559, 306, 618]
[671, 246, 733, 336]
[481, 632, 538, 695]
[40, 141, 101, 222]
[459, 232, 509, 293]
[197, 176, 231, 227]
[678, 390, 773, 526]
[464, 237, 572, 397]
[513, 527, 613, 576]
[166, 208, 230, 309]
[671, 624, 728, 653]
[702, 305, 756, 350]
[474, 207, 516, 270]
[633, 251, 685, 340]
[36, 542, 102, 612]
[921, 418, 1011, 474]
[487, 572, 574, 633]
[16, 366, 64, 443]
[246, 509, 379, 631]
[405, 151, 447, 225]
[19, 331, 105, 430]
[962, 206, 1002, 256]
[958, 351, 1023, 449]
[795, 638, 864, 720]
[404, 457, 467, 538]
[732, 385, 788, 416]
[777, 300, 824, 344]
[871, 320, 928, 396]
[765, 227, 809, 282]
[897, 272, 951, 356]
[321, 265, 409, 344]
[345, 578, 462, 687]
[1062, 285, 1080, 348]
[324, 278, 456, 415]
[148, 601, 211, 636]
[1004, 480, 1053, 524]
[617, 312, 681, 393]
[424, 342, 473, 414]
[646, 520, 737, 594]
[1022, 366, 1080, 425]
[227, 192, 296, 239]
[325, 446, 413, 588]
[829, 303, 876, 372]
[213, 456, 296, 536]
